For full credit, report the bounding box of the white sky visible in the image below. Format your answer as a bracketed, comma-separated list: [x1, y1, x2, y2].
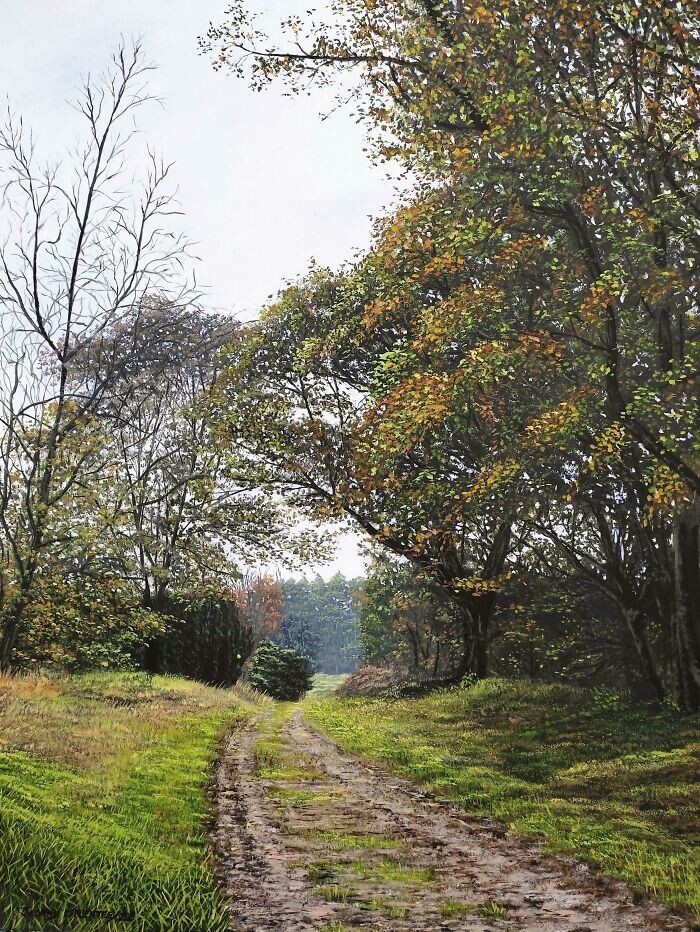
[0, 0, 396, 578]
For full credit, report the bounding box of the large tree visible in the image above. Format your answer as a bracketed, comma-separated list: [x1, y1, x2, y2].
[83, 301, 303, 613]
[0, 44, 192, 669]
[207, 0, 700, 708]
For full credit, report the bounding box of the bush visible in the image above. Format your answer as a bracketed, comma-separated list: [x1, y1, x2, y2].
[146, 594, 253, 687]
[247, 640, 312, 700]
[14, 574, 165, 671]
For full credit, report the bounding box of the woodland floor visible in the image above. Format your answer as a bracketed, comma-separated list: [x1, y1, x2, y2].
[213, 704, 695, 932]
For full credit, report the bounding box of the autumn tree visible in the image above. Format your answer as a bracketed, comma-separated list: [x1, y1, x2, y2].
[207, 0, 700, 708]
[0, 43, 193, 670]
[233, 572, 284, 646]
[213, 255, 522, 678]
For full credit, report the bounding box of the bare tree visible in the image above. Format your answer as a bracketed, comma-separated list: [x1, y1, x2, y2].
[89, 301, 300, 613]
[0, 43, 192, 669]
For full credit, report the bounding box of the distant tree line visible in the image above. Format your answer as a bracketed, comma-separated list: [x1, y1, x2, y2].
[276, 574, 363, 674]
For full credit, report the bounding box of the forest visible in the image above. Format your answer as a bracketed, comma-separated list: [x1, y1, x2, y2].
[0, 0, 698, 930]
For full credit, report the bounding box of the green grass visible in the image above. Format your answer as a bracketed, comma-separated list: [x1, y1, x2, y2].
[305, 677, 700, 920]
[306, 829, 404, 851]
[350, 856, 433, 886]
[439, 899, 474, 918]
[313, 883, 354, 903]
[0, 670, 249, 931]
[253, 703, 325, 781]
[367, 897, 409, 919]
[477, 900, 510, 919]
[266, 786, 341, 806]
[308, 673, 350, 699]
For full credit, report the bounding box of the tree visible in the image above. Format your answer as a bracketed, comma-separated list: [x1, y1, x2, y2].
[207, 0, 700, 708]
[14, 571, 165, 672]
[211, 220, 539, 679]
[233, 572, 284, 646]
[0, 43, 194, 670]
[359, 556, 461, 676]
[83, 301, 299, 612]
[314, 574, 363, 673]
[151, 591, 253, 686]
[276, 579, 321, 664]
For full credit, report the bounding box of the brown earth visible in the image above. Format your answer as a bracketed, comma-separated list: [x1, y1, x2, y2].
[212, 709, 694, 932]
[335, 665, 430, 697]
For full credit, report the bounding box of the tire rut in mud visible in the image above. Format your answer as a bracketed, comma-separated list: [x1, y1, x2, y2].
[212, 709, 692, 932]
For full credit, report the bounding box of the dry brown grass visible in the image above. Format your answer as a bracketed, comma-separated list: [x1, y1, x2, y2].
[0, 670, 247, 770]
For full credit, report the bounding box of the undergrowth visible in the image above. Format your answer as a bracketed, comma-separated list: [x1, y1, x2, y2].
[305, 677, 700, 920]
[0, 671, 249, 931]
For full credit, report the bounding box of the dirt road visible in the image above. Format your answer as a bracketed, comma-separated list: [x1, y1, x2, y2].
[212, 709, 692, 931]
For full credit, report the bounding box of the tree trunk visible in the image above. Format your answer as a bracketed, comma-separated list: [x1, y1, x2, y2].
[141, 586, 165, 674]
[432, 639, 441, 677]
[622, 608, 666, 703]
[670, 507, 700, 712]
[0, 590, 30, 673]
[454, 598, 491, 679]
[470, 607, 490, 678]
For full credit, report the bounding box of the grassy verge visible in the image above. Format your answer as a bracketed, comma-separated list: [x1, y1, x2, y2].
[0, 670, 250, 931]
[307, 674, 350, 699]
[305, 677, 699, 919]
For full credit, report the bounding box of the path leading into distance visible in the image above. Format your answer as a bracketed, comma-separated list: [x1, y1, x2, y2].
[212, 709, 691, 932]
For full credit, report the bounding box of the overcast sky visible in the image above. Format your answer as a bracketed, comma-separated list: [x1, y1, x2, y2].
[0, 0, 395, 578]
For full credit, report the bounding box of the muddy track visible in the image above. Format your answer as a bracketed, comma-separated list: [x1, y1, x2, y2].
[212, 709, 693, 932]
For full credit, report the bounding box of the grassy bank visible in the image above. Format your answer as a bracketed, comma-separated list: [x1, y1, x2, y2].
[0, 671, 248, 931]
[306, 678, 700, 920]
[308, 673, 350, 699]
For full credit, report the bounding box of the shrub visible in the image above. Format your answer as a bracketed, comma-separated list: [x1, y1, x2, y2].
[248, 640, 312, 700]
[146, 593, 253, 687]
[14, 574, 165, 671]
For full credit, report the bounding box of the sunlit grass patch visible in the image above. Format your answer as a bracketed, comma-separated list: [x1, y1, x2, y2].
[350, 856, 433, 886]
[0, 671, 247, 931]
[477, 899, 510, 919]
[0, 670, 247, 770]
[308, 674, 350, 699]
[306, 678, 700, 919]
[266, 786, 341, 806]
[313, 883, 354, 902]
[306, 829, 404, 851]
[440, 898, 474, 917]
